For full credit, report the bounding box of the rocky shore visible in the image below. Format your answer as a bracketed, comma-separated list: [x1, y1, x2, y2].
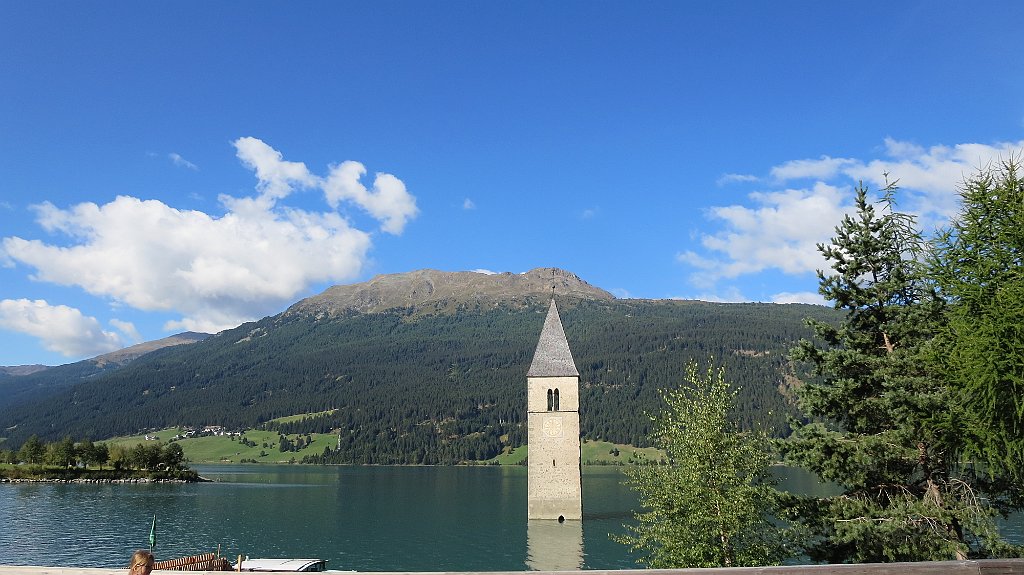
[1, 476, 200, 484]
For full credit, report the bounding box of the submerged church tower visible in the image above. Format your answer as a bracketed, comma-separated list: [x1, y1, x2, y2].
[527, 299, 583, 521]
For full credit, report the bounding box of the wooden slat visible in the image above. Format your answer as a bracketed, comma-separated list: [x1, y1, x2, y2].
[153, 553, 230, 572]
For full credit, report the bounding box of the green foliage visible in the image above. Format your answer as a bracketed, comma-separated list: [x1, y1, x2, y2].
[929, 158, 1024, 480]
[45, 435, 76, 468]
[0, 299, 835, 465]
[0, 434, 197, 481]
[784, 182, 1022, 562]
[616, 361, 799, 568]
[580, 440, 664, 465]
[17, 434, 45, 464]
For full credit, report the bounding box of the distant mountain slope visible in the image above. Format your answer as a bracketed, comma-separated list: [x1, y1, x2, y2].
[0, 268, 838, 463]
[91, 332, 211, 367]
[0, 365, 48, 377]
[0, 332, 211, 412]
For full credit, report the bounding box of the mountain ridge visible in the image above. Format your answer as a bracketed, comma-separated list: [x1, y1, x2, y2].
[286, 267, 614, 318]
[0, 267, 839, 464]
[2, 268, 604, 370]
[91, 331, 211, 367]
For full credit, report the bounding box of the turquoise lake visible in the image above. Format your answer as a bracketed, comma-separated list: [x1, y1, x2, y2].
[0, 465, 1020, 570]
[0, 465, 637, 570]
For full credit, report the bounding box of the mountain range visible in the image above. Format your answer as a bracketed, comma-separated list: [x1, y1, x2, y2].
[0, 268, 838, 463]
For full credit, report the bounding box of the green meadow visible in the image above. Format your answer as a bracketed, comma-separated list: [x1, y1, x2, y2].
[109, 426, 661, 466]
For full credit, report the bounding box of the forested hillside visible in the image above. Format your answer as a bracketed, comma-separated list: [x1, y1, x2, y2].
[0, 332, 210, 409]
[0, 294, 837, 464]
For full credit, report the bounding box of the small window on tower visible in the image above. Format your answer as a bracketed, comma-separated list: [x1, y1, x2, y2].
[553, 388, 560, 411]
[547, 389, 554, 411]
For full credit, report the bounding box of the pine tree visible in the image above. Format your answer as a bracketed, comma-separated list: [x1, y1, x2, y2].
[616, 360, 798, 568]
[784, 182, 1021, 562]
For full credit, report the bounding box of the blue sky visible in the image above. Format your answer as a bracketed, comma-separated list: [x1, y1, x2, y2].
[2, 1, 1024, 366]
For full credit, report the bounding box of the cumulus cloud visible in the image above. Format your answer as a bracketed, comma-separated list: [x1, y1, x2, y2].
[323, 161, 418, 234]
[234, 137, 317, 203]
[840, 138, 1024, 222]
[0, 299, 124, 357]
[1, 138, 415, 335]
[773, 138, 1024, 222]
[679, 138, 1024, 294]
[463, 198, 476, 210]
[678, 182, 848, 288]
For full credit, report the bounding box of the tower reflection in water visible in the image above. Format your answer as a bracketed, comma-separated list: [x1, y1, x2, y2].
[526, 520, 584, 571]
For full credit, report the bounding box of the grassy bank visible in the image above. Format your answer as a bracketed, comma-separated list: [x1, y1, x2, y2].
[108, 427, 336, 464]
[108, 428, 664, 466]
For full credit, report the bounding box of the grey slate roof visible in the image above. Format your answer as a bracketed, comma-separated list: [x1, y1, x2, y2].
[527, 300, 580, 378]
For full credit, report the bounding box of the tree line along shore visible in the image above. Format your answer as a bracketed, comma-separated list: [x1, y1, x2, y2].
[0, 435, 199, 482]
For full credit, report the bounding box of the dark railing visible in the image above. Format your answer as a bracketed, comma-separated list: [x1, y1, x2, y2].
[1, 559, 1023, 574]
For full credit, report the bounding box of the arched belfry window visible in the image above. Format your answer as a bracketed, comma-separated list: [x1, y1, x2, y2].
[553, 388, 560, 411]
[547, 389, 554, 411]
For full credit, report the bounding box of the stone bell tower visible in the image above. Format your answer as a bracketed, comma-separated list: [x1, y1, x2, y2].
[527, 299, 582, 521]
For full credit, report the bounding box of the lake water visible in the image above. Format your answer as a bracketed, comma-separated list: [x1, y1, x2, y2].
[0, 465, 1020, 571]
[0, 465, 638, 571]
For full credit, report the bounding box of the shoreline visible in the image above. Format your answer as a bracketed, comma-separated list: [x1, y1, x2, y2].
[0, 476, 203, 484]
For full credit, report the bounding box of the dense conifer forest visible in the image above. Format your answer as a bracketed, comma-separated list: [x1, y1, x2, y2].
[0, 298, 838, 464]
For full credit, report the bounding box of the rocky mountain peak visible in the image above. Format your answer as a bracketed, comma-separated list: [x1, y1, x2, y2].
[286, 268, 615, 318]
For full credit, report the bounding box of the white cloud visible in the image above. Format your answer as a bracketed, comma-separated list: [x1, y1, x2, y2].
[323, 161, 418, 235]
[676, 286, 748, 303]
[233, 137, 317, 203]
[842, 138, 1024, 222]
[716, 173, 759, 186]
[3, 196, 371, 333]
[678, 182, 848, 288]
[472, 269, 498, 275]
[771, 291, 826, 305]
[580, 207, 598, 220]
[109, 318, 143, 344]
[680, 138, 1024, 293]
[772, 138, 1024, 222]
[169, 153, 198, 170]
[609, 287, 631, 299]
[770, 156, 857, 182]
[1, 138, 415, 333]
[0, 299, 124, 357]
[463, 198, 476, 210]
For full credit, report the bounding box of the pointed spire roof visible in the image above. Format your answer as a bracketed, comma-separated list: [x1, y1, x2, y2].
[528, 300, 579, 378]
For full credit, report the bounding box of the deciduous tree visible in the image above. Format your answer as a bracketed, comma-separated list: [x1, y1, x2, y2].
[46, 435, 77, 468]
[17, 434, 45, 464]
[929, 158, 1024, 480]
[616, 360, 798, 568]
